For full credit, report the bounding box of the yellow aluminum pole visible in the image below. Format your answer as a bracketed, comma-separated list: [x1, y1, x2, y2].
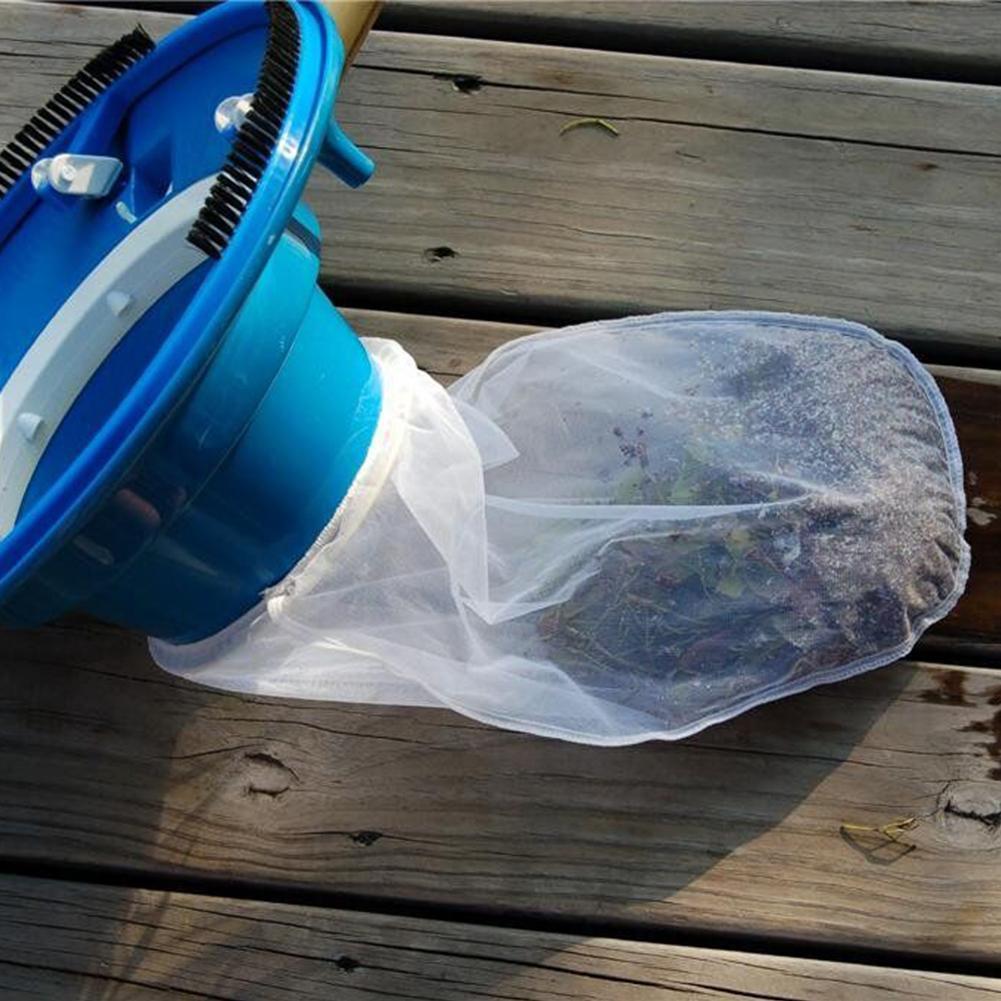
[322, 1, 383, 68]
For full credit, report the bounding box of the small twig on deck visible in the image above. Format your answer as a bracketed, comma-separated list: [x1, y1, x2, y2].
[559, 117, 620, 137]
[840, 816, 918, 843]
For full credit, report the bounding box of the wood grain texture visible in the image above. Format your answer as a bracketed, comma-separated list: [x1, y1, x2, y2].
[5, 6, 1001, 357]
[3, 612, 1001, 963]
[5, 876, 1001, 1001]
[3, 2, 1001, 971]
[75, 0, 1001, 80]
[379, 1, 1001, 81]
[928, 372, 1001, 648]
[330, 34, 1001, 357]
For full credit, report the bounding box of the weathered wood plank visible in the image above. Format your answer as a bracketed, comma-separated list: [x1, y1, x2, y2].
[926, 371, 1001, 648]
[5, 875, 1001, 1001]
[3, 610, 1001, 963]
[381, 1, 1001, 83]
[17, 4, 1001, 152]
[329, 35, 1001, 358]
[346, 308, 1001, 650]
[379, 1, 1001, 82]
[18, 5, 1001, 154]
[5, 6, 1001, 356]
[72, 0, 1001, 82]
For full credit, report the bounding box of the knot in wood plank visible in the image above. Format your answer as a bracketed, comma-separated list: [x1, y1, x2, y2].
[935, 781, 1001, 850]
[242, 751, 299, 800]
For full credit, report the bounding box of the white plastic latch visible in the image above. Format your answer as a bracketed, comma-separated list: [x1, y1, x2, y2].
[31, 154, 123, 198]
[214, 93, 255, 133]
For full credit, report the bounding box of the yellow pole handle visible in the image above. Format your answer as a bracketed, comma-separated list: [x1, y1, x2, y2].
[322, 1, 382, 68]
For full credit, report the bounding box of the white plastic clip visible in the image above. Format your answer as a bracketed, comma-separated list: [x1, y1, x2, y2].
[215, 94, 255, 134]
[31, 154, 123, 198]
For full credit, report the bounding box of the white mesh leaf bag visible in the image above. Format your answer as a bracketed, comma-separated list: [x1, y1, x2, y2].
[152, 312, 970, 744]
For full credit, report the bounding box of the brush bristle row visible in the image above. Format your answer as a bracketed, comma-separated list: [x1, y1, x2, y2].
[0, 26, 155, 199]
[187, 2, 301, 258]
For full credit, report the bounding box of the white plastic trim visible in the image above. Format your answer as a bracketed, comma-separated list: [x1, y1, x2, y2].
[0, 178, 213, 538]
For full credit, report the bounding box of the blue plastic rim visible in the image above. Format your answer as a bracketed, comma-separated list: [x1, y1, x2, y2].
[0, 1, 382, 642]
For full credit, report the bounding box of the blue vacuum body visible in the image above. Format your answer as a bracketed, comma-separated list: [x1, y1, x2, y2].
[0, 1, 381, 643]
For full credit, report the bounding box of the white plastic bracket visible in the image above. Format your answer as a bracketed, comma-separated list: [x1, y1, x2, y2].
[31, 154, 123, 198]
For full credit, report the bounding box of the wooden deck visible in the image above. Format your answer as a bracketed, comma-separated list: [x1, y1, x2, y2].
[2, 2, 1001, 997]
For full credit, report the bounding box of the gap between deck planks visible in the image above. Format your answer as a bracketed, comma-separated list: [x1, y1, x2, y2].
[6, 5, 1001, 362]
[378, 1, 1001, 84]
[67, 1, 1001, 84]
[3, 611, 1001, 965]
[5, 875, 1001, 1001]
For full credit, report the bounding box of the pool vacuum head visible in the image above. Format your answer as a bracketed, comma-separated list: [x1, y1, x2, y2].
[0, 0, 381, 642]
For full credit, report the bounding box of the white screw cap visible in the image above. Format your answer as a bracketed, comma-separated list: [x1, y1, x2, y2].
[30, 158, 53, 193]
[214, 93, 255, 133]
[106, 290, 134, 316]
[16, 413, 44, 443]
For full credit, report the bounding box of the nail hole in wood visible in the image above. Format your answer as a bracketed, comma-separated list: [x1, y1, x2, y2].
[436, 73, 482, 94]
[424, 246, 457, 263]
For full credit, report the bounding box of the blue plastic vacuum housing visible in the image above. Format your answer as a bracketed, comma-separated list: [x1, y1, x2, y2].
[0, 1, 381, 643]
